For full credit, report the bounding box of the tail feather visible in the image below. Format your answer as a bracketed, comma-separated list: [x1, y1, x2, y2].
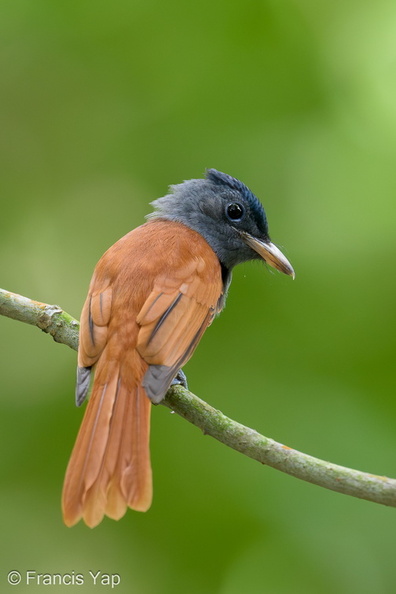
[82, 375, 127, 527]
[120, 384, 152, 511]
[62, 358, 152, 528]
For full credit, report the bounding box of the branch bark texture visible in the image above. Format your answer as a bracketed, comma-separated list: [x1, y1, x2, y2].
[1, 287, 396, 509]
[0, 288, 79, 351]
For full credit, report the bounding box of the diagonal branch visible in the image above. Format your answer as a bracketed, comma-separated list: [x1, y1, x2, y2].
[0, 288, 79, 351]
[1, 287, 396, 508]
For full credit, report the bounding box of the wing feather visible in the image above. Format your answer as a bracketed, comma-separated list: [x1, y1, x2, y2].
[78, 285, 113, 367]
[136, 255, 223, 402]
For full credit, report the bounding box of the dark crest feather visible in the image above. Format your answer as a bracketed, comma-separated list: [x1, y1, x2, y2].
[205, 168, 267, 233]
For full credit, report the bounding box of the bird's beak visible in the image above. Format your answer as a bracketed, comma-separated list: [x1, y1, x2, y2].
[240, 232, 295, 278]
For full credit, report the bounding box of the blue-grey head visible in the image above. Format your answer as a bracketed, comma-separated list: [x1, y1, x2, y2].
[148, 168, 294, 277]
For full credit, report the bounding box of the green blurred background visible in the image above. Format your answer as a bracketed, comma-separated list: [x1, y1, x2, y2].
[1, 0, 396, 592]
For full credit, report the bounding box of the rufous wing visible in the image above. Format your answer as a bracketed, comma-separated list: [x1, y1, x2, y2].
[136, 255, 224, 402]
[75, 281, 113, 405]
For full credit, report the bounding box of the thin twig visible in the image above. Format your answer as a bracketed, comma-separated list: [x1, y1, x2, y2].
[0, 288, 79, 350]
[1, 286, 396, 508]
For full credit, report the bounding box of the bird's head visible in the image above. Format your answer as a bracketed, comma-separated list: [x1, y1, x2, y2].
[148, 168, 294, 277]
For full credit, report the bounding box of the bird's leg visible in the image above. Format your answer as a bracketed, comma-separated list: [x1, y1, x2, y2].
[171, 369, 188, 390]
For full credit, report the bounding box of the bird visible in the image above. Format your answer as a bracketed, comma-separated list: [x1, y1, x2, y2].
[62, 168, 294, 528]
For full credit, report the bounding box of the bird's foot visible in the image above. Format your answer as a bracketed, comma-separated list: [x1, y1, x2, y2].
[171, 369, 188, 390]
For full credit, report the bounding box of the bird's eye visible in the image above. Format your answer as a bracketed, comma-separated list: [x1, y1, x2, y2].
[226, 203, 244, 221]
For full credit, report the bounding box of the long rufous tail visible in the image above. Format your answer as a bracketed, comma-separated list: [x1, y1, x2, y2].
[62, 357, 152, 528]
